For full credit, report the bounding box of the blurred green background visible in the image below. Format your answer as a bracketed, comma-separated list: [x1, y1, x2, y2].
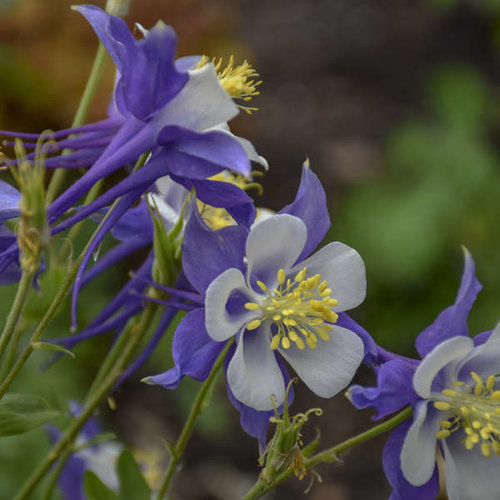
[1, 0, 499, 499]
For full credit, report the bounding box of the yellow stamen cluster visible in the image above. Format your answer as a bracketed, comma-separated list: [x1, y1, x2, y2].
[197, 55, 262, 114]
[197, 171, 265, 230]
[433, 371, 500, 457]
[244, 267, 338, 351]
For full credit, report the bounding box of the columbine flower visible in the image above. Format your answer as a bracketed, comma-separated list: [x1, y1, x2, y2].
[46, 403, 122, 500]
[146, 164, 374, 442]
[348, 248, 499, 500]
[400, 322, 500, 500]
[0, 5, 263, 278]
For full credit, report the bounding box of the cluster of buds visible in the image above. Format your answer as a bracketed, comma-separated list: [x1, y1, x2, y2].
[10, 138, 50, 274]
[259, 380, 323, 487]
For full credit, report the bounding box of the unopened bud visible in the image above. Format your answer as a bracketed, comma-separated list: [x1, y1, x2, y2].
[11, 138, 50, 274]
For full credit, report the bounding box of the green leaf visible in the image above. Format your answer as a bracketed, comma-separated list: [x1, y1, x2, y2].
[83, 471, 119, 500]
[117, 449, 150, 499]
[0, 394, 59, 437]
[31, 341, 75, 359]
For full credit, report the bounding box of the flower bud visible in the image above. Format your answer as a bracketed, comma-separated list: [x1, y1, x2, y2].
[259, 379, 323, 483]
[11, 139, 50, 274]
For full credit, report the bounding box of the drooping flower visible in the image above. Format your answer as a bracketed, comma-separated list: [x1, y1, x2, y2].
[146, 164, 375, 442]
[348, 249, 499, 500]
[0, 5, 264, 278]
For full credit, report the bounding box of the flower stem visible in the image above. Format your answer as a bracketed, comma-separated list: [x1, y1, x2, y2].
[0, 196, 124, 400]
[14, 302, 157, 500]
[242, 406, 413, 500]
[157, 340, 234, 499]
[0, 271, 33, 363]
[45, 42, 108, 204]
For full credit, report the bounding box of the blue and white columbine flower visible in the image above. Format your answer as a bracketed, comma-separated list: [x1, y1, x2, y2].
[401, 322, 500, 500]
[147, 165, 371, 420]
[348, 249, 500, 500]
[203, 211, 366, 411]
[0, 5, 261, 278]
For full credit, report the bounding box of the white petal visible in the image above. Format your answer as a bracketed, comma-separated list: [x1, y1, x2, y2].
[227, 323, 285, 411]
[292, 242, 366, 312]
[279, 325, 363, 398]
[401, 400, 442, 486]
[79, 442, 122, 491]
[459, 322, 500, 379]
[443, 432, 500, 500]
[205, 268, 260, 342]
[154, 64, 239, 131]
[414, 336, 473, 398]
[246, 214, 307, 289]
[147, 193, 179, 230]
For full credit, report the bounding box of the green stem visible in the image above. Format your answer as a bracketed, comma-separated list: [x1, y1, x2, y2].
[0, 271, 33, 363]
[0, 196, 124, 400]
[41, 448, 71, 500]
[14, 302, 157, 500]
[45, 42, 108, 204]
[242, 406, 413, 500]
[157, 340, 234, 499]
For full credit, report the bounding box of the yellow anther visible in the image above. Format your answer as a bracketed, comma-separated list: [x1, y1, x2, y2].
[465, 437, 475, 450]
[198, 55, 262, 112]
[471, 434, 480, 443]
[442, 389, 458, 397]
[487, 375, 496, 391]
[296, 338, 305, 350]
[306, 336, 317, 350]
[257, 281, 267, 292]
[277, 268, 286, 285]
[434, 401, 451, 411]
[270, 335, 280, 350]
[245, 302, 260, 311]
[440, 420, 452, 429]
[461, 406, 470, 417]
[436, 429, 451, 439]
[317, 329, 330, 342]
[294, 268, 307, 282]
[481, 442, 492, 458]
[480, 428, 491, 440]
[289, 331, 299, 342]
[281, 337, 291, 349]
[272, 314, 282, 321]
[472, 420, 482, 429]
[325, 310, 339, 323]
[320, 288, 332, 297]
[247, 319, 262, 331]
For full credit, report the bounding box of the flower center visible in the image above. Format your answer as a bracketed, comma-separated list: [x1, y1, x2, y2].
[433, 371, 500, 457]
[197, 55, 262, 114]
[244, 267, 339, 351]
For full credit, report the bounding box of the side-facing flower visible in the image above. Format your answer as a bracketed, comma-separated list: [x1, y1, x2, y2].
[401, 322, 500, 500]
[348, 249, 498, 500]
[146, 164, 370, 442]
[0, 5, 262, 278]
